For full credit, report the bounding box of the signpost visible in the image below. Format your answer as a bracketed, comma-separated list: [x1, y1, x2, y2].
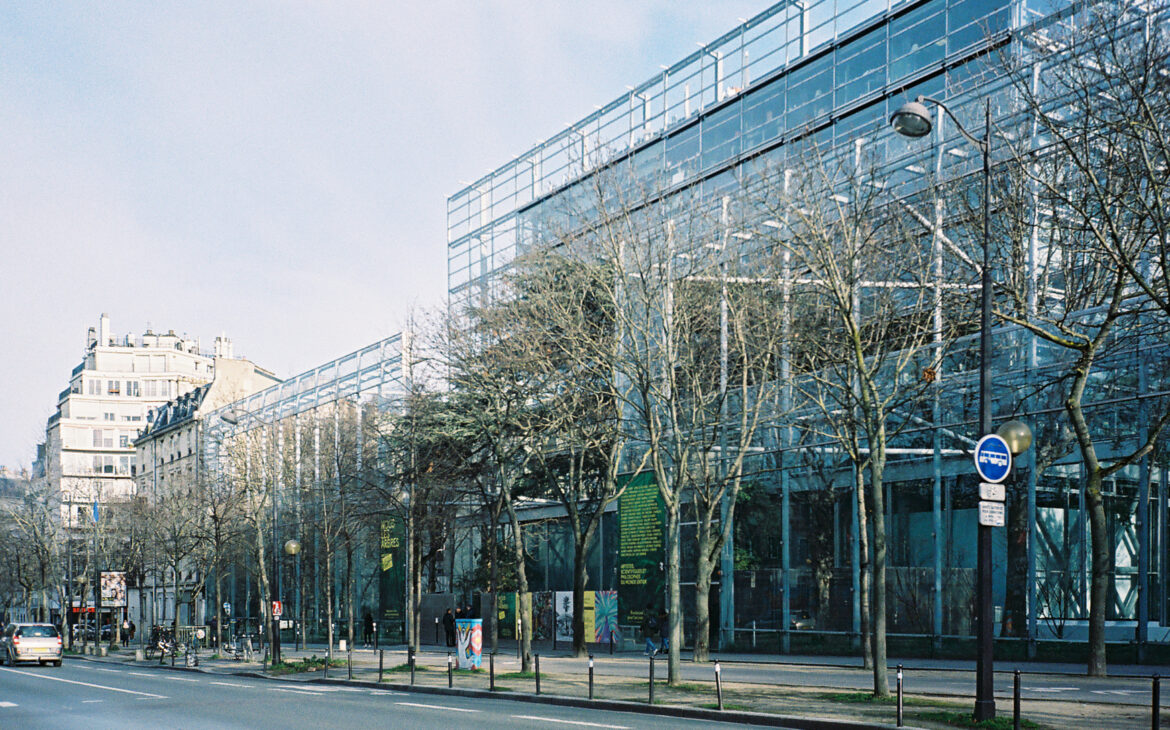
[272, 601, 283, 618]
[978, 501, 1005, 527]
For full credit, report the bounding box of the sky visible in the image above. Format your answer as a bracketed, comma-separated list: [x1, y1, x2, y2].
[0, 1, 768, 469]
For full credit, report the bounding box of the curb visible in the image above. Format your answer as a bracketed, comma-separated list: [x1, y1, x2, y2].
[310, 676, 918, 730]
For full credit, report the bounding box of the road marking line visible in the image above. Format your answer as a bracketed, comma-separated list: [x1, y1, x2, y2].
[268, 687, 323, 696]
[0, 667, 166, 698]
[163, 676, 199, 682]
[511, 716, 628, 729]
[81, 700, 103, 704]
[369, 690, 404, 695]
[89, 668, 120, 673]
[210, 681, 248, 688]
[1027, 687, 1078, 692]
[0, 702, 16, 708]
[129, 672, 153, 677]
[395, 702, 479, 713]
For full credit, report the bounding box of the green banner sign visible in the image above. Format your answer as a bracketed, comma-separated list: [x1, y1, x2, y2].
[617, 472, 663, 628]
[379, 518, 406, 641]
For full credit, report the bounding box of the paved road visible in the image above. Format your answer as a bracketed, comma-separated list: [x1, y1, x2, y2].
[0, 660, 780, 730]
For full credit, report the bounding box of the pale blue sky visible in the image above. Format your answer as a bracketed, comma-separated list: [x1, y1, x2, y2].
[0, 1, 766, 468]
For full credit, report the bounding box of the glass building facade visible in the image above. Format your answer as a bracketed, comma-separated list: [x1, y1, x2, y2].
[447, 0, 1170, 651]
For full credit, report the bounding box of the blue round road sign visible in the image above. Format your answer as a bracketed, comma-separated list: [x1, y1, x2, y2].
[974, 434, 1012, 483]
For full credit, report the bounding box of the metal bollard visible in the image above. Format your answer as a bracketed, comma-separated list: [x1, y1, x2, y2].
[535, 654, 542, 695]
[649, 655, 655, 704]
[347, 648, 353, 680]
[409, 647, 416, 685]
[1153, 674, 1161, 730]
[896, 664, 904, 727]
[1013, 669, 1021, 730]
[490, 652, 496, 691]
[715, 659, 724, 711]
[588, 654, 594, 700]
[378, 649, 384, 684]
[447, 652, 453, 688]
[324, 649, 330, 679]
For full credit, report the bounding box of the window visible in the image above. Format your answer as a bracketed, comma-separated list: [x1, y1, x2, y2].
[88, 379, 100, 395]
[104, 412, 115, 422]
[93, 429, 103, 448]
[119, 434, 129, 448]
[107, 380, 120, 395]
[126, 381, 140, 397]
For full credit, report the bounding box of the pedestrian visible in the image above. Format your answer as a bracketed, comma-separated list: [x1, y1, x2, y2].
[640, 604, 658, 656]
[442, 608, 456, 647]
[129, 621, 136, 642]
[362, 612, 374, 647]
[657, 608, 669, 654]
[122, 618, 130, 647]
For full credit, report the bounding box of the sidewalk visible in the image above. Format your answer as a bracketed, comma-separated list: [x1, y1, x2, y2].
[70, 643, 1161, 730]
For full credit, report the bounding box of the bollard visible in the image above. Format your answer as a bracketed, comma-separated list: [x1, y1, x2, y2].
[715, 659, 724, 711]
[609, 632, 615, 655]
[1013, 669, 1021, 730]
[648, 655, 655, 704]
[409, 647, 416, 685]
[378, 649, 384, 684]
[348, 648, 353, 680]
[535, 654, 542, 695]
[588, 654, 594, 700]
[893, 664, 903, 725]
[447, 652, 453, 688]
[324, 649, 330, 679]
[490, 652, 496, 691]
[1153, 674, 1161, 730]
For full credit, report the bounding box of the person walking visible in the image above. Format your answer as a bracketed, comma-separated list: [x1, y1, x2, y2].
[640, 605, 658, 656]
[657, 608, 669, 654]
[362, 612, 374, 647]
[122, 618, 130, 647]
[442, 608, 456, 647]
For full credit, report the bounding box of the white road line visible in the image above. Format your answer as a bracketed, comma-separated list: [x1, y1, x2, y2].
[89, 668, 121, 673]
[511, 716, 628, 729]
[267, 687, 324, 696]
[0, 701, 16, 708]
[210, 681, 248, 688]
[0, 667, 167, 698]
[81, 700, 103, 704]
[395, 702, 479, 713]
[163, 676, 200, 682]
[128, 672, 154, 677]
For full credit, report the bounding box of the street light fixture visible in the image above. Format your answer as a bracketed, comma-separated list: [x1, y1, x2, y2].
[892, 94, 998, 721]
[220, 406, 283, 666]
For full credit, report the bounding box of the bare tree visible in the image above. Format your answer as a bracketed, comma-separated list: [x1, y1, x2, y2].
[990, 0, 1170, 676]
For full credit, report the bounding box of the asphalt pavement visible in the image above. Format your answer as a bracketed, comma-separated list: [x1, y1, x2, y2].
[0, 660, 780, 730]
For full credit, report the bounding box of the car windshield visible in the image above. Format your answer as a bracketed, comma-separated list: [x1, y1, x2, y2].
[18, 625, 59, 638]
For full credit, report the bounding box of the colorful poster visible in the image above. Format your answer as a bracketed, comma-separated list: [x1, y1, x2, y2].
[100, 571, 126, 607]
[455, 618, 482, 669]
[617, 472, 664, 627]
[378, 518, 406, 641]
[554, 591, 574, 642]
[593, 591, 620, 643]
[497, 593, 517, 641]
[533, 591, 554, 640]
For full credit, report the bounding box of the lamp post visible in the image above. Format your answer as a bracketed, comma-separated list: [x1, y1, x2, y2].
[220, 407, 282, 665]
[892, 95, 996, 721]
[284, 538, 302, 651]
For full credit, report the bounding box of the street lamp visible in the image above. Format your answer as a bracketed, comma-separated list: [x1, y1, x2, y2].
[220, 406, 283, 666]
[892, 94, 997, 721]
[283, 539, 302, 651]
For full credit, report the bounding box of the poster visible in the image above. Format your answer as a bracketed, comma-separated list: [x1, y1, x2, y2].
[617, 473, 664, 627]
[497, 593, 517, 641]
[582, 591, 595, 640]
[455, 618, 482, 669]
[593, 591, 620, 643]
[533, 591, 554, 640]
[378, 518, 406, 641]
[554, 591, 573, 642]
[100, 571, 126, 607]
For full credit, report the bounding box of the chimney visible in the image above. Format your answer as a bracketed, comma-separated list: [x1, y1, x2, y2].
[87, 327, 97, 350]
[99, 313, 111, 347]
[214, 336, 234, 359]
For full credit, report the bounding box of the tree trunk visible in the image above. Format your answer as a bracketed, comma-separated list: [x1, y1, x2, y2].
[665, 496, 682, 684]
[692, 520, 713, 662]
[346, 542, 355, 652]
[571, 540, 589, 658]
[1002, 477, 1029, 638]
[488, 523, 499, 654]
[869, 459, 889, 697]
[856, 465, 873, 671]
[1086, 471, 1108, 676]
[507, 507, 532, 673]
